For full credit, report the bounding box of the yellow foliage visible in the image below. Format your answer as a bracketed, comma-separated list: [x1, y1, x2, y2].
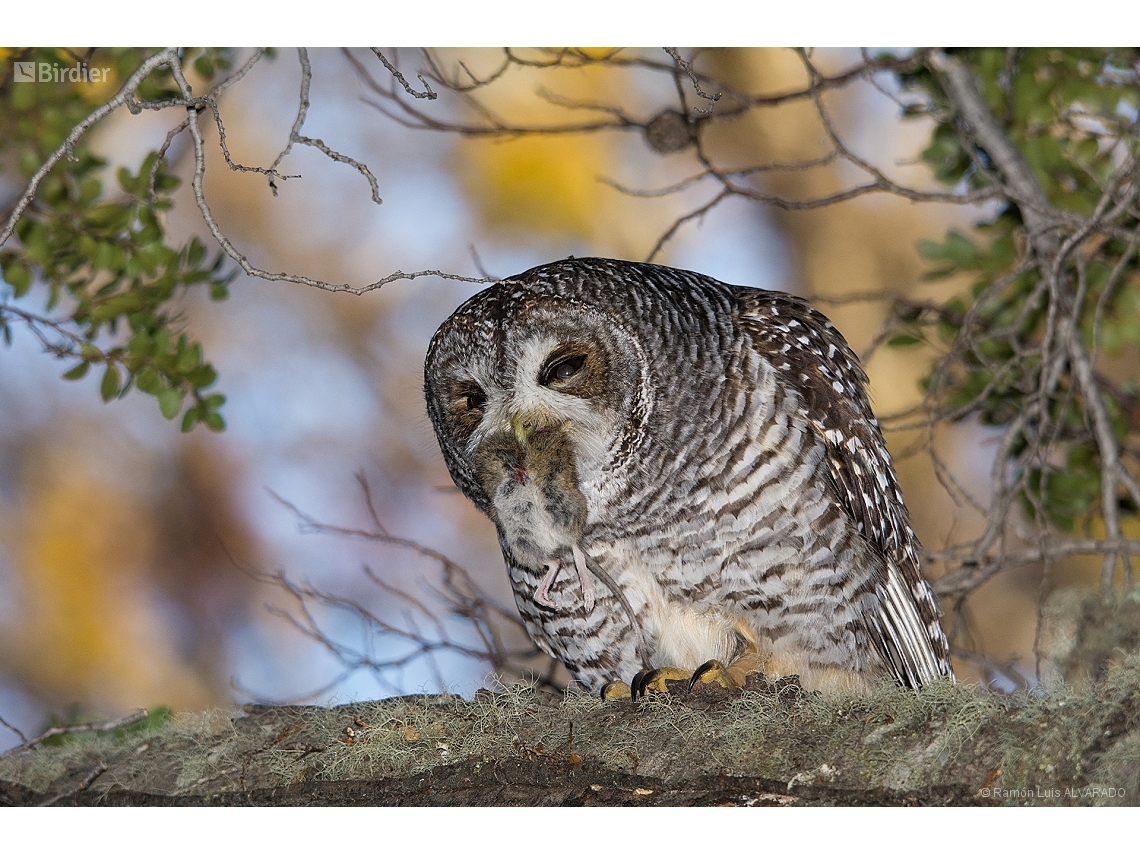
[452, 54, 627, 245]
[569, 48, 618, 60]
[1, 449, 213, 712]
[463, 133, 612, 241]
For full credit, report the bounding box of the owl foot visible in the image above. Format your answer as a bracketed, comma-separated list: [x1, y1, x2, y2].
[533, 544, 595, 612]
[599, 667, 705, 701]
[600, 680, 632, 701]
[601, 623, 768, 701]
[631, 667, 696, 698]
[689, 656, 767, 690]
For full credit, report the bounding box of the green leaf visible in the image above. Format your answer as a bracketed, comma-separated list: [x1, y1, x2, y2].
[135, 368, 162, 395]
[181, 408, 200, 432]
[62, 362, 89, 381]
[943, 231, 979, 266]
[887, 334, 924, 348]
[117, 165, 138, 194]
[176, 343, 201, 373]
[154, 173, 180, 192]
[194, 53, 216, 80]
[2, 260, 34, 296]
[203, 411, 226, 432]
[19, 221, 51, 265]
[1073, 137, 1100, 164]
[127, 330, 153, 356]
[100, 365, 121, 401]
[84, 203, 130, 230]
[78, 175, 102, 206]
[158, 387, 182, 420]
[92, 242, 122, 272]
[186, 237, 206, 266]
[916, 239, 944, 261]
[185, 365, 217, 389]
[979, 235, 1017, 274]
[90, 292, 142, 322]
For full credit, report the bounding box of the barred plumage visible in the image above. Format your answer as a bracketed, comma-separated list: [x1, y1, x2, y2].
[425, 257, 953, 695]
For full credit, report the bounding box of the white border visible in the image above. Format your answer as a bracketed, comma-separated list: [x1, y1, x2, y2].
[3, 1, 1134, 48]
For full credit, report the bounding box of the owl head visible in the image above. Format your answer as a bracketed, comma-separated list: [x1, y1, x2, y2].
[424, 271, 652, 520]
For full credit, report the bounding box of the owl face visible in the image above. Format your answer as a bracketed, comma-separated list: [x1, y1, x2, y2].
[425, 293, 649, 524]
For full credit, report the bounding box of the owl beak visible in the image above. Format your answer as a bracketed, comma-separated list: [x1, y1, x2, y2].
[509, 409, 560, 446]
[509, 412, 533, 446]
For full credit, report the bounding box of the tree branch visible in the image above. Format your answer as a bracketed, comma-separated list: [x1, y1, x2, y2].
[929, 51, 1061, 258]
[0, 47, 178, 249]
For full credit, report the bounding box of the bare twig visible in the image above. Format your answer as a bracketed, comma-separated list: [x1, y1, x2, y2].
[664, 48, 720, 116]
[371, 48, 437, 100]
[0, 303, 137, 374]
[146, 117, 189, 202]
[167, 54, 491, 295]
[39, 762, 107, 806]
[0, 713, 27, 743]
[2, 709, 148, 757]
[933, 538, 1140, 597]
[257, 478, 559, 698]
[645, 188, 732, 261]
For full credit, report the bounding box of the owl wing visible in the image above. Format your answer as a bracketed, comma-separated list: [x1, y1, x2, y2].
[738, 290, 952, 689]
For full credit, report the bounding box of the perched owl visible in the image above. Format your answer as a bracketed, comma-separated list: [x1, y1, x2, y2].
[424, 258, 953, 698]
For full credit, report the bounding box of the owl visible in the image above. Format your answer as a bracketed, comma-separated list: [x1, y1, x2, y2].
[424, 258, 953, 698]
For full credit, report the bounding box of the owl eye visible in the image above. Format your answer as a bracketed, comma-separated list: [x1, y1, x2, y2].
[460, 387, 486, 412]
[542, 353, 587, 386]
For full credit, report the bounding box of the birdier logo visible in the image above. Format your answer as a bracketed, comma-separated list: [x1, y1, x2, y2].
[13, 61, 109, 83]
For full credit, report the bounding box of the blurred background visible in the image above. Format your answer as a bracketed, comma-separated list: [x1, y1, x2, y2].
[0, 48, 1053, 748]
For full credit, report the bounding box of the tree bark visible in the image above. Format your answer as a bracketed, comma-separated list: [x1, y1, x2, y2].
[4, 603, 1140, 808]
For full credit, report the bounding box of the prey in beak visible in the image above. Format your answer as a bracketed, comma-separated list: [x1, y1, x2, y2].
[475, 416, 596, 613]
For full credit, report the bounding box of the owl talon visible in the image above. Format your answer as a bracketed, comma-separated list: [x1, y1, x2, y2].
[600, 680, 631, 701]
[631, 667, 694, 699]
[690, 659, 733, 690]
